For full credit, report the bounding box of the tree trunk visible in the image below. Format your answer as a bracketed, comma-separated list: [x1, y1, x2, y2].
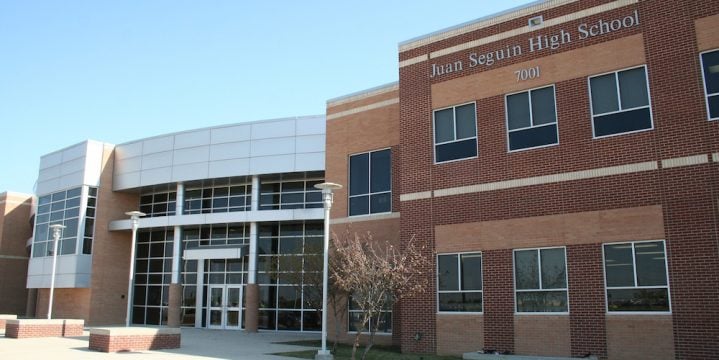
[361, 314, 381, 360]
[351, 312, 371, 360]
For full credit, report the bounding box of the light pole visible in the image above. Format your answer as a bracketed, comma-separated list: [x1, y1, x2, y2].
[314, 182, 342, 360]
[125, 211, 145, 327]
[47, 224, 65, 320]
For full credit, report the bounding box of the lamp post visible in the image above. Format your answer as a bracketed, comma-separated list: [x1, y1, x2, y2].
[314, 182, 342, 360]
[47, 224, 65, 320]
[125, 211, 146, 327]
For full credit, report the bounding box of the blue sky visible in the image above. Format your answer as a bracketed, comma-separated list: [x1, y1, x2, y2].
[0, 0, 529, 194]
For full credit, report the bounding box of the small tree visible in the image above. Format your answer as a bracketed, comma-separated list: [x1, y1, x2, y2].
[331, 230, 429, 360]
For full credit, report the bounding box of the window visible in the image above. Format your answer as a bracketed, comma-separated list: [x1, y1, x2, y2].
[349, 149, 391, 216]
[514, 247, 568, 313]
[182, 223, 249, 248]
[82, 187, 98, 254]
[589, 66, 652, 137]
[139, 190, 176, 217]
[185, 177, 252, 214]
[256, 222, 324, 331]
[603, 240, 670, 312]
[506, 85, 558, 151]
[259, 172, 324, 210]
[348, 295, 392, 334]
[701, 49, 719, 120]
[437, 253, 482, 312]
[433, 102, 477, 163]
[33, 186, 97, 258]
[132, 228, 174, 325]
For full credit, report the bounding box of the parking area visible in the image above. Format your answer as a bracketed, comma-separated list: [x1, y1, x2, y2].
[0, 328, 319, 359]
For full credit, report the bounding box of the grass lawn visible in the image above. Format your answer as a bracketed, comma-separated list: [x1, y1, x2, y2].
[272, 340, 461, 360]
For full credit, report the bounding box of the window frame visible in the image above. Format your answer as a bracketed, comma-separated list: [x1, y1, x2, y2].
[512, 246, 569, 315]
[588, 65, 654, 139]
[347, 147, 392, 217]
[432, 101, 478, 164]
[602, 239, 672, 315]
[32, 186, 93, 258]
[700, 48, 719, 121]
[505, 84, 559, 152]
[347, 294, 393, 335]
[436, 251, 483, 314]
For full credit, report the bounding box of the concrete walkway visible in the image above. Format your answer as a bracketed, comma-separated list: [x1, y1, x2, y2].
[0, 328, 320, 359]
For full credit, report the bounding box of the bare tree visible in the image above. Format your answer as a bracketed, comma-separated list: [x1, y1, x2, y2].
[331, 230, 430, 360]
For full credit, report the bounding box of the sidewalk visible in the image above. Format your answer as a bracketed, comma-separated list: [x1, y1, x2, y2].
[0, 328, 320, 360]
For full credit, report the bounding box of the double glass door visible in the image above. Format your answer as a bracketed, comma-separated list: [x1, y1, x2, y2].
[207, 285, 243, 330]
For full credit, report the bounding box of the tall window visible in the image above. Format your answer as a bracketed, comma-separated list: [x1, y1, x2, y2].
[589, 66, 652, 137]
[349, 149, 391, 216]
[33, 186, 97, 257]
[514, 247, 568, 313]
[256, 222, 323, 331]
[506, 85, 558, 151]
[133, 228, 174, 325]
[82, 187, 98, 254]
[433, 102, 477, 163]
[603, 240, 670, 312]
[701, 49, 719, 120]
[437, 252, 483, 312]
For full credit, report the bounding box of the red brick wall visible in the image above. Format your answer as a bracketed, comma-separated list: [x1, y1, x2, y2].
[567, 244, 607, 358]
[436, 314, 483, 356]
[0, 193, 32, 315]
[395, 0, 719, 358]
[398, 199, 435, 353]
[606, 315, 674, 359]
[88, 144, 139, 326]
[35, 288, 91, 320]
[5, 322, 83, 338]
[481, 249, 514, 354]
[514, 315, 570, 357]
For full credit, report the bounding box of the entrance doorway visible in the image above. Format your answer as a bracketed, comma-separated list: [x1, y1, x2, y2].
[207, 285, 243, 330]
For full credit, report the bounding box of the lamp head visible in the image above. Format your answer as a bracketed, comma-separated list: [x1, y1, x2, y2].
[314, 182, 343, 191]
[125, 211, 146, 219]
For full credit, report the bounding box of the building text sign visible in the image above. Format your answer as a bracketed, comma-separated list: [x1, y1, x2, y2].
[430, 10, 640, 78]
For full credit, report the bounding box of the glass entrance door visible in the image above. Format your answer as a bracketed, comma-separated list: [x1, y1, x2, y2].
[207, 285, 243, 330]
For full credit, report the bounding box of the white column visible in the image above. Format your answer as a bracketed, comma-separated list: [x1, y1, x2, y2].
[248, 222, 258, 284]
[251, 175, 259, 212]
[195, 259, 204, 328]
[172, 182, 184, 284]
[248, 175, 260, 284]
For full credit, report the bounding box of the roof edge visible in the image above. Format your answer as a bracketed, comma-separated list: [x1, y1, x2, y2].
[326, 82, 399, 107]
[398, 0, 574, 52]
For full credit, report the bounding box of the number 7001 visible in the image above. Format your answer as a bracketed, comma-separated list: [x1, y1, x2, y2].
[514, 66, 540, 82]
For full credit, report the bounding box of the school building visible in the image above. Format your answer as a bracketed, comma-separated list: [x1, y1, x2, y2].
[5, 0, 719, 359]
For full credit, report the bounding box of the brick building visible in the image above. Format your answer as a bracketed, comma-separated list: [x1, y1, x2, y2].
[323, 0, 719, 358]
[0, 192, 33, 316]
[6, 0, 719, 359]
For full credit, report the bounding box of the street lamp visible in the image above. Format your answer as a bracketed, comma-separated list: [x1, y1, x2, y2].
[314, 182, 342, 360]
[125, 211, 146, 327]
[47, 224, 65, 320]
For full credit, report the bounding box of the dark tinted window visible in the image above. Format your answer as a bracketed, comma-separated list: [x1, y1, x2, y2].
[349, 149, 391, 216]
